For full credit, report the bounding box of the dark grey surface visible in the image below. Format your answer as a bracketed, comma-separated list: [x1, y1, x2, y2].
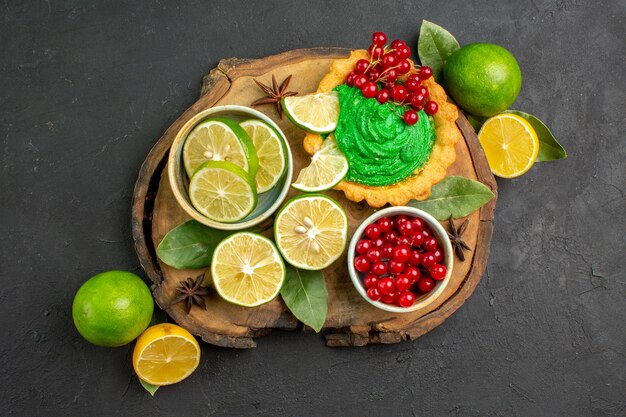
[1, 0, 625, 416]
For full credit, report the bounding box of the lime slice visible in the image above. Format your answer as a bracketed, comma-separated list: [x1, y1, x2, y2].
[281, 91, 339, 134]
[292, 134, 348, 192]
[188, 161, 257, 223]
[211, 232, 285, 307]
[240, 119, 287, 193]
[274, 194, 348, 270]
[182, 117, 259, 179]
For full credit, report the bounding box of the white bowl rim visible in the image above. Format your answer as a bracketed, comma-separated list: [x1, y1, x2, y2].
[167, 105, 293, 231]
[347, 206, 454, 313]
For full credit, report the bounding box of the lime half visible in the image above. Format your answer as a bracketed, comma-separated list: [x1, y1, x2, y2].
[183, 117, 259, 178]
[211, 232, 285, 307]
[281, 91, 339, 134]
[240, 119, 287, 193]
[188, 161, 257, 223]
[274, 194, 348, 270]
[292, 134, 348, 192]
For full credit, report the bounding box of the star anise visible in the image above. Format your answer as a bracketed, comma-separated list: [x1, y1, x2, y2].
[251, 74, 297, 118]
[171, 273, 210, 314]
[447, 215, 471, 261]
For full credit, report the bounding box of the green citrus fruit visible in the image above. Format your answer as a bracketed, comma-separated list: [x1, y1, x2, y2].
[443, 43, 522, 117]
[72, 270, 154, 347]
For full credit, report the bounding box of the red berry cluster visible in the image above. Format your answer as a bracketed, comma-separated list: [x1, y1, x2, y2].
[353, 215, 448, 307]
[345, 31, 439, 126]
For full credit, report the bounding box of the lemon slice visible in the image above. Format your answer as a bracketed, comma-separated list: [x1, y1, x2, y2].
[132, 323, 200, 386]
[292, 134, 348, 192]
[188, 161, 257, 223]
[183, 117, 258, 178]
[478, 113, 539, 178]
[274, 194, 348, 270]
[281, 91, 339, 134]
[240, 119, 287, 193]
[211, 232, 285, 307]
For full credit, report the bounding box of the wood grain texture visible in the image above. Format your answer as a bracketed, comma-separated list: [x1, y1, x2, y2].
[131, 48, 497, 348]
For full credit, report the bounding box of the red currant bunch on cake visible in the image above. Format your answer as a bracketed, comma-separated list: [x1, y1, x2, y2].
[345, 31, 439, 125]
[353, 214, 448, 308]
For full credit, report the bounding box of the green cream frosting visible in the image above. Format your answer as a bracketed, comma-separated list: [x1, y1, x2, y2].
[333, 84, 436, 186]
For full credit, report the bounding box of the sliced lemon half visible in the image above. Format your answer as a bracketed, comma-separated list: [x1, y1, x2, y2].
[281, 91, 339, 134]
[240, 119, 287, 193]
[292, 134, 348, 192]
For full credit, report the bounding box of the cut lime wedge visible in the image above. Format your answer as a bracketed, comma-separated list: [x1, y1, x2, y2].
[274, 194, 348, 270]
[240, 119, 287, 193]
[188, 161, 257, 223]
[281, 91, 339, 134]
[183, 117, 258, 179]
[292, 134, 348, 192]
[211, 232, 285, 307]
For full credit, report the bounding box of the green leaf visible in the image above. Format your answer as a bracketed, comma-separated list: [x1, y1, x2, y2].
[408, 176, 494, 220]
[139, 378, 159, 396]
[280, 265, 327, 332]
[156, 220, 231, 269]
[504, 110, 567, 162]
[417, 20, 461, 82]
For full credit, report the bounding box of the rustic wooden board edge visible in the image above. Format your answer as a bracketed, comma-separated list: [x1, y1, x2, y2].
[131, 48, 498, 348]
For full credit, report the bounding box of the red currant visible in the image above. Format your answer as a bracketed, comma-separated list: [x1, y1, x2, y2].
[424, 236, 438, 251]
[367, 287, 381, 301]
[405, 266, 421, 282]
[361, 82, 378, 98]
[368, 44, 384, 60]
[395, 215, 409, 226]
[398, 291, 416, 307]
[364, 224, 381, 239]
[390, 39, 406, 50]
[419, 66, 433, 79]
[424, 100, 439, 115]
[403, 110, 418, 125]
[376, 88, 390, 104]
[411, 218, 424, 230]
[398, 219, 414, 235]
[354, 74, 368, 88]
[364, 273, 379, 289]
[396, 235, 412, 246]
[407, 73, 421, 83]
[377, 277, 395, 294]
[355, 239, 372, 255]
[408, 250, 422, 266]
[433, 248, 444, 263]
[368, 69, 381, 82]
[395, 274, 411, 292]
[381, 243, 394, 258]
[421, 252, 437, 269]
[411, 231, 425, 247]
[383, 69, 398, 83]
[366, 247, 382, 263]
[384, 230, 399, 243]
[391, 84, 408, 102]
[422, 227, 432, 238]
[373, 237, 385, 247]
[381, 53, 398, 69]
[430, 264, 447, 280]
[371, 261, 387, 276]
[388, 259, 405, 274]
[415, 85, 429, 98]
[410, 93, 426, 109]
[372, 31, 387, 46]
[418, 277, 435, 293]
[354, 59, 370, 74]
[346, 71, 356, 86]
[405, 78, 420, 92]
[395, 45, 411, 60]
[377, 217, 392, 232]
[392, 244, 411, 263]
[397, 60, 411, 74]
[381, 291, 398, 304]
[354, 256, 371, 272]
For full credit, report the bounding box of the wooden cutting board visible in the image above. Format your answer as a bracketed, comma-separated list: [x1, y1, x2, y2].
[131, 47, 497, 348]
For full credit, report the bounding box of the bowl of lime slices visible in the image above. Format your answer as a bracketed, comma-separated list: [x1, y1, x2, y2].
[168, 105, 293, 230]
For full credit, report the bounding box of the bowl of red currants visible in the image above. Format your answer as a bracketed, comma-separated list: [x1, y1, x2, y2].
[347, 206, 453, 313]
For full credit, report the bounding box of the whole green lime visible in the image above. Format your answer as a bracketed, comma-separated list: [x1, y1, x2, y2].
[443, 43, 522, 117]
[72, 270, 154, 347]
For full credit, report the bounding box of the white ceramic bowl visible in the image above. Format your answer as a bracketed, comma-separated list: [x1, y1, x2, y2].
[168, 105, 293, 230]
[347, 206, 453, 313]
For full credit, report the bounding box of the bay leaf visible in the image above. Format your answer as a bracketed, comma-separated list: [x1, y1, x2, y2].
[156, 220, 231, 270]
[280, 265, 327, 332]
[417, 20, 460, 82]
[504, 110, 567, 162]
[408, 176, 494, 220]
[139, 378, 159, 396]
